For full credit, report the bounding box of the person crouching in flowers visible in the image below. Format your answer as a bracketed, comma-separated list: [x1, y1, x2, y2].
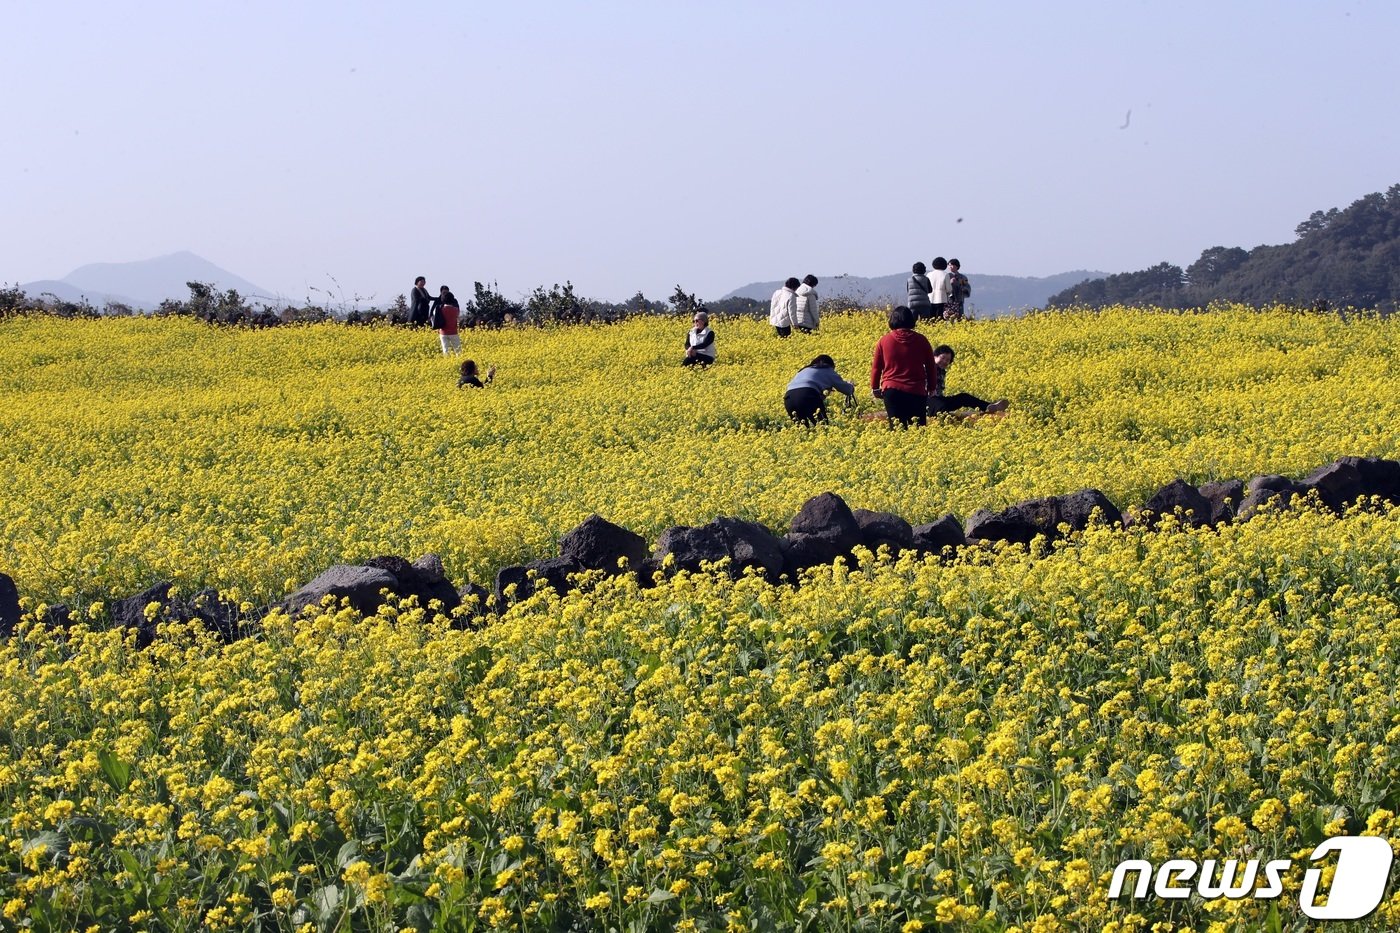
[682, 310, 716, 367]
[457, 359, 496, 389]
[431, 285, 462, 354]
[784, 354, 854, 425]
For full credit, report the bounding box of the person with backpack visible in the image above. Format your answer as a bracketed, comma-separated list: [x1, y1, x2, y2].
[784, 354, 855, 425]
[794, 274, 821, 333]
[431, 285, 461, 354]
[769, 277, 799, 337]
[907, 261, 934, 321]
[945, 259, 971, 322]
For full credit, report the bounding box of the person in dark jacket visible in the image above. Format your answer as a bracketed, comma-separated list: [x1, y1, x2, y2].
[944, 260, 971, 322]
[410, 276, 432, 326]
[784, 354, 855, 425]
[870, 306, 936, 428]
[457, 359, 496, 388]
[927, 345, 1008, 415]
[682, 310, 716, 366]
[907, 262, 934, 321]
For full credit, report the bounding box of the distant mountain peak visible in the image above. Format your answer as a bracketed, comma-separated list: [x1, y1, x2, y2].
[25, 252, 270, 310]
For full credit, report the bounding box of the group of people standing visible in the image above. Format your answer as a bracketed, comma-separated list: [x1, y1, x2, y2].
[410, 276, 462, 354]
[908, 257, 971, 323]
[769, 275, 822, 336]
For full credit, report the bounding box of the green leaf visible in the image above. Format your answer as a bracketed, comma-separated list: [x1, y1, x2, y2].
[97, 750, 132, 791]
[646, 889, 676, 904]
[336, 840, 360, 869]
[22, 831, 67, 860]
[311, 884, 341, 921]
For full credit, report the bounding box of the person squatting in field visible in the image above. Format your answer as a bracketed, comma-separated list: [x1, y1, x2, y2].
[431, 286, 461, 354]
[784, 354, 855, 425]
[870, 305, 937, 427]
[769, 278, 800, 337]
[927, 344, 1008, 416]
[457, 359, 496, 388]
[682, 310, 716, 366]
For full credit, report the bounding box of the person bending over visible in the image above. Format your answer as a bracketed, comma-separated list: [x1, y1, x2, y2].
[870, 305, 935, 428]
[927, 345, 1008, 415]
[784, 354, 855, 425]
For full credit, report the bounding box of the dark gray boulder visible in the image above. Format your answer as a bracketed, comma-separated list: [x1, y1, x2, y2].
[494, 557, 583, 606]
[113, 581, 176, 646]
[966, 489, 1120, 545]
[412, 553, 448, 581]
[853, 509, 915, 552]
[654, 524, 731, 574]
[790, 493, 862, 545]
[455, 582, 491, 628]
[1058, 489, 1123, 531]
[1303, 459, 1367, 512]
[39, 603, 73, 629]
[1304, 456, 1400, 510]
[912, 515, 966, 556]
[179, 588, 244, 642]
[1139, 478, 1213, 528]
[1352, 456, 1400, 502]
[283, 565, 398, 617]
[1239, 475, 1305, 519]
[711, 516, 786, 582]
[363, 554, 461, 615]
[0, 573, 20, 637]
[965, 499, 1057, 545]
[1198, 479, 1245, 526]
[560, 515, 648, 574]
[783, 529, 856, 573]
[784, 493, 864, 573]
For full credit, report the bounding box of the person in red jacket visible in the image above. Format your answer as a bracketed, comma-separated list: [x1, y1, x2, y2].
[870, 305, 936, 427]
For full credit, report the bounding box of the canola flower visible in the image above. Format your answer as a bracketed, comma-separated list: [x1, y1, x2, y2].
[2, 306, 1400, 929]
[0, 306, 1398, 606]
[1, 503, 1400, 928]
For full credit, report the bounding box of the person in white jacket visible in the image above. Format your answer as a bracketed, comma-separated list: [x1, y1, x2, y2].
[929, 257, 952, 320]
[794, 274, 820, 333]
[769, 277, 800, 337]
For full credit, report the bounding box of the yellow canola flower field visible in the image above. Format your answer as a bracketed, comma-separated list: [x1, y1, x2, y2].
[0, 306, 1397, 605]
[2, 307, 1400, 929]
[3, 505, 1400, 929]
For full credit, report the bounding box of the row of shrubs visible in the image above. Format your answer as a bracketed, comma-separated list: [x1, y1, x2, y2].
[3, 456, 1397, 647]
[0, 281, 823, 328]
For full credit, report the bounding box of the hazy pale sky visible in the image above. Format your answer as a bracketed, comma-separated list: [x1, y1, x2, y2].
[4, 0, 1397, 304]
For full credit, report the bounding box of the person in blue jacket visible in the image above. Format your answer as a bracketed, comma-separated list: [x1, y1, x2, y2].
[784, 354, 856, 425]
